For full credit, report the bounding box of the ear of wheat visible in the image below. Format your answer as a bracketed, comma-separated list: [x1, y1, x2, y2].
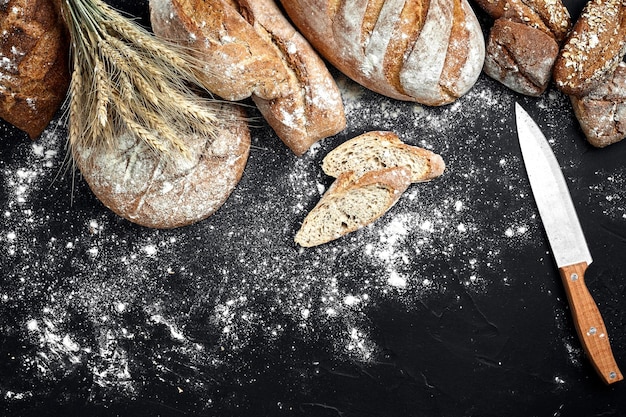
[59, 0, 232, 161]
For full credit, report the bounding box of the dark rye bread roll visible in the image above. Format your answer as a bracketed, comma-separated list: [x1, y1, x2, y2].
[73, 104, 250, 229]
[475, 0, 571, 96]
[570, 61, 626, 148]
[0, 0, 70, 138]
[150, 0, 346, 156]
[553, 0, 626, 97]
[278, 0, 485, 106]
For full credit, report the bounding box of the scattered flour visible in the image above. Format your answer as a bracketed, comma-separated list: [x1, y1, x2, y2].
[0, 70, 623, 413]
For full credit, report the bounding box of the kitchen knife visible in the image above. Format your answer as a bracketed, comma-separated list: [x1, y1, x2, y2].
[515, 103, 623, 385]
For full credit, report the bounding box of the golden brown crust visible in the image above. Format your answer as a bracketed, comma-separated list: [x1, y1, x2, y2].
[149, 0, 292, 101]
[151, 0, 346, 155]
[280, 0, 485, 105]
[0, 0, 70, 138]
[240, 0, 345, 155]
[553, 0, 626, 97]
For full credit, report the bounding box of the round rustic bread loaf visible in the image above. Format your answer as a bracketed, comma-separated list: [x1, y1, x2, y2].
[278, 0, 485, 106]
[73, 104, 250, 229]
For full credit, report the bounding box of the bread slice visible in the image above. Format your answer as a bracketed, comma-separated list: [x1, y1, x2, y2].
[294, 167, 411, 247]
[321, 131, 445, 183]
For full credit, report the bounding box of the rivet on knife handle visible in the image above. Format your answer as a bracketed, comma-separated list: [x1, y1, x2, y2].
[559, 262, 623, 384]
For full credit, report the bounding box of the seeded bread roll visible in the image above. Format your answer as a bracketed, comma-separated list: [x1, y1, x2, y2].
[73, 103, 250, 229]
[150, 0, 346, 155]
[322, 131, 445, 183]
[278, 0, 485, 106]
[553, 0, 626, 97]
[0, 0, 70, 138]
[475, 0, 571, 96]
[570, 61, 626, 148]
[295, 167, 412, 248]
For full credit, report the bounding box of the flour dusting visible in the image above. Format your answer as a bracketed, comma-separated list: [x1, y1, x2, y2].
[1, 70, 622, 413]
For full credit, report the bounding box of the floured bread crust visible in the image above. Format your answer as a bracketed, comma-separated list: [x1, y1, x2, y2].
[570, 62, 626, 148]
[0, 0, 70, 138]
[150, 0, 346, 155]
[475, 0, 571, 96]
[74, 104, 250, 229]
[279, 0, 485, 106]
[149, 0, 292, 102]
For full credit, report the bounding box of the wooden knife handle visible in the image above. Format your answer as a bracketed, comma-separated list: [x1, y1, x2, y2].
[559, 262, 623, 385]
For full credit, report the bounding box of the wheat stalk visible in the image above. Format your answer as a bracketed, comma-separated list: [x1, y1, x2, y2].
[58, 0, 232, 161]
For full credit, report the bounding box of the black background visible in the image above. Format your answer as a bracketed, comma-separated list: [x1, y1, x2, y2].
[2, 0, 626, 416]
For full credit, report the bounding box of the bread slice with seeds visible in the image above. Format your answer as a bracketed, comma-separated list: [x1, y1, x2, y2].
[322, 131, 445, 183]
[294, 167, 412, 248]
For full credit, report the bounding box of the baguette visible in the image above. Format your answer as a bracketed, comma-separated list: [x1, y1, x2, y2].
[295, 167, 412, 247]
[0, 0, 70, 138]
[73, 103, 250, 229]
[150, 0, 346, 155]
[321, 131, 445, 183]
[278, 0, 485, 106]
[240, 0, 346, 155]
[149, 0, 291, 101]
[553, 0, 626, 97]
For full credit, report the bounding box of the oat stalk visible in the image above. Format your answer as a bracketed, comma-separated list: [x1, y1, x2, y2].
[59, 0, 228, 160]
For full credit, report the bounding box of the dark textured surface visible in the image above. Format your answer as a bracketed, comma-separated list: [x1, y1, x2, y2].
[2, 1, 626, 416]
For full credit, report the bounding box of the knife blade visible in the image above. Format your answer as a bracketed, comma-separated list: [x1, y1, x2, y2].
[515, 102, 623, 385]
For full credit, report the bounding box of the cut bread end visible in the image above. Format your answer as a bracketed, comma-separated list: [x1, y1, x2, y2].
[295, 167, 411, 247]
[321, 131, 445, 182]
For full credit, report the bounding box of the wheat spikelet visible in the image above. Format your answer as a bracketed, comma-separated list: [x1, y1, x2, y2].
[59, 0, 238, 162]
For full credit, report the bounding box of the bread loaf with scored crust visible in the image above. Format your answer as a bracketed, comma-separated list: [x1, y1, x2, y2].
[73, 103, 250, 229]
[322, 131, 445, 183]
[295, 167, 412, 247]
[278, 0, 485, 106]
[149, 0, 346, 155]
[149, 0, 291, 102]
[553, 0, 626, 97]
[240, 0, 346, 155]
[0, 0, 70, 138]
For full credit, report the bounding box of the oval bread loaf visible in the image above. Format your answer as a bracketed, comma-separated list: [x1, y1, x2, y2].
[322, 131, 445, 182]
[73, 103, 250, 229]
[0, 0, 70, 138]
[553, 0, 626, 97]
[295, 167, 412, 248]
[278, 0, 485, 106]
